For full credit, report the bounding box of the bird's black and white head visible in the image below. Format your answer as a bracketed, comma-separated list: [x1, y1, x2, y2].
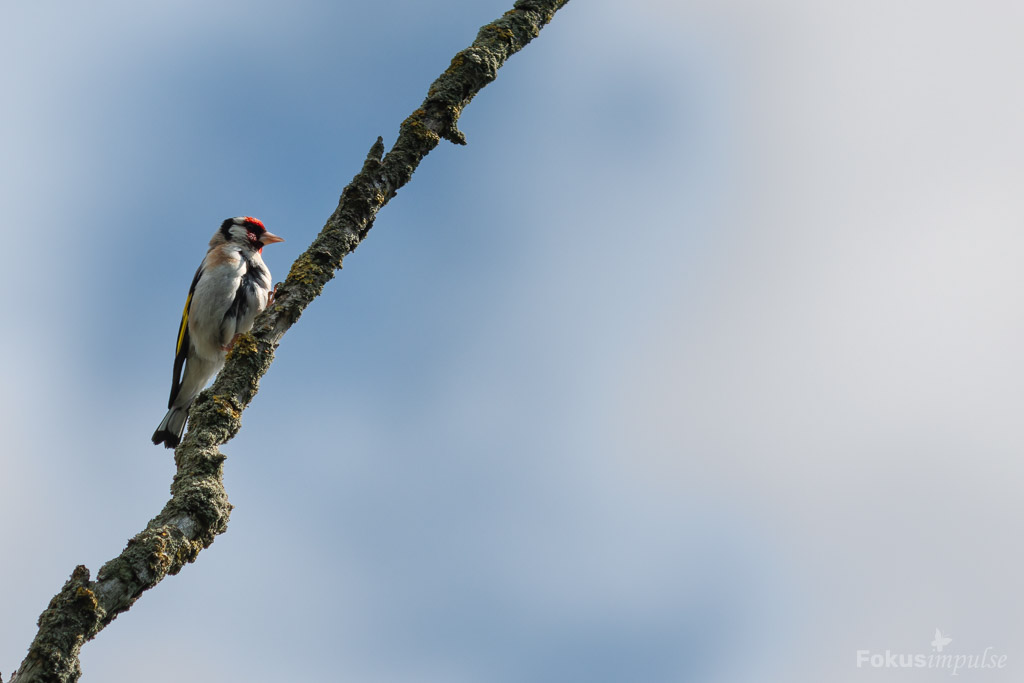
[213, 216, 284, 253]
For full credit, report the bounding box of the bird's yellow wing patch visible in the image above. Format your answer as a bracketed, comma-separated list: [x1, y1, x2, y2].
[176, 291, 193, 356]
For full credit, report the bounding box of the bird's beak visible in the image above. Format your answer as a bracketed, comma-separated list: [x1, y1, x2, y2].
[260, 232, 285, 245]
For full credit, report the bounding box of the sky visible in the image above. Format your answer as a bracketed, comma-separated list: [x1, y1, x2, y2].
[2, 0, 1023, 681]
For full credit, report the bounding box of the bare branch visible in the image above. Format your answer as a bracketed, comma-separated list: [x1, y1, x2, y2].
[8, 1, 570, 681]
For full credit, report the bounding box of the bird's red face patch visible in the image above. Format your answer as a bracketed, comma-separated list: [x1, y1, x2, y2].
[241, 217, 266, 252]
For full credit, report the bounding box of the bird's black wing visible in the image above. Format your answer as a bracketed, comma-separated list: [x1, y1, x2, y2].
[168, 264, 204, 409]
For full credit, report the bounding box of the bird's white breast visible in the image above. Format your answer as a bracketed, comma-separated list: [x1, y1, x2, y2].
[188, 246, 271, 361]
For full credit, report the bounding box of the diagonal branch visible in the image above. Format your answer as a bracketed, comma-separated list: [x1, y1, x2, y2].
[7, 1, 571, 681]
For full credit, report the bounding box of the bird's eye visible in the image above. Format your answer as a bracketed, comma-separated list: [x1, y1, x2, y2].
[247, 231, 258, 243]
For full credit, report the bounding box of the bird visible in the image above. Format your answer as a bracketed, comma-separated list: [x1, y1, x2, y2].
[152, 216, 283, 448]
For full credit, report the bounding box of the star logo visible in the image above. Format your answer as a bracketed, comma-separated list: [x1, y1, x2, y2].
[931, 628, 952, 653]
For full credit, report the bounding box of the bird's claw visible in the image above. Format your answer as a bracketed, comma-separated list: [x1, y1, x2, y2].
[222, 333, 243, 352]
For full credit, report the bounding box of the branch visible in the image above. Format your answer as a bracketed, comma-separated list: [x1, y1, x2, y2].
[7, 1, 571, 681]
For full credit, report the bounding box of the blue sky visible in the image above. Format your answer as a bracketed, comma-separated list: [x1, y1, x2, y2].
[2, 1, 1023, 681]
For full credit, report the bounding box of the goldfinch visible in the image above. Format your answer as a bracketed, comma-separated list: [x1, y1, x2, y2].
[152, 216, 284, 448]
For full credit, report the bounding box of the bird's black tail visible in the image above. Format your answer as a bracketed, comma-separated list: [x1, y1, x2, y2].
[152, 406, 188, 448]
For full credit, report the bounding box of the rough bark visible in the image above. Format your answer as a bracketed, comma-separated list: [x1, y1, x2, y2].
[7, 1, 570, 681]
